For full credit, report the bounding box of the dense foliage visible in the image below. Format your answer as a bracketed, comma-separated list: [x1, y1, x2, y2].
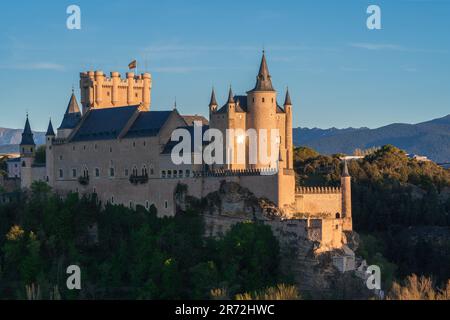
[294, 145, 450, 287]
[0, 182, 281, 299]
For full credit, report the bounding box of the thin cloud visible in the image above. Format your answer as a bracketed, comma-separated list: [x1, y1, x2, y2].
[0, 62, 66, 71]
[349, 43, 405, 51]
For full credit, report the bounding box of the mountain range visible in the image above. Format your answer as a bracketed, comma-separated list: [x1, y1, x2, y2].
[293, 114, 450, 163]
[1, 114, 449, 162]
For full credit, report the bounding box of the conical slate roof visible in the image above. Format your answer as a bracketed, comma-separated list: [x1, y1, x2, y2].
[20, 115, 35, 145]
[46, 119, 55, 136]
[59, 93, 82, 130]
[227, 86, 235, 104]
[251, 51, 275, 92]
[209, 87, 218, 106]
[284, 88, 292, 106]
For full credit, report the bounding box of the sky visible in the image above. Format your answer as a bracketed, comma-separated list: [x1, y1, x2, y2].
[0, 0, 449, 131]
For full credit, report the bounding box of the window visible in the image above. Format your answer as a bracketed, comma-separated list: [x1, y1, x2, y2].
[110, 147, 113, 153]
[162, 170, 166, 178]
[95, 144, 98, 150]
[335, 213, 341, 219]
[143, 141, 146, 146]
[95, 168, 100, 177]
[59, 155, 63, 160]
[164, 201, 168, 209]
[262, 98, 265, 103]
[93, 187, 96, 194]
[132, 166, 138, 176]
[83, 145, 86, 150]
[145, 201, 149, 209]
[185, 170, 190, 178]
[150, 167, 154, 175]
[72, 146, 75, 151]
[110, 167, 115, 177]
[142, 166, 148, 176]
[129, 201, 133, 209]
[125, 169, 129, 176]
[178, 170, 183, 177]
[111, 196, 114, 204]
[22, 161, 26, 167]
[133, 142, 136, 147]
[83, 168, 89, 177]
[59, 169, 63, 178]
[72, 169, 77, 178]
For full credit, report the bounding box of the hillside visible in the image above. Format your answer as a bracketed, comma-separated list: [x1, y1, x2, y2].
[293, 114, 450, 163]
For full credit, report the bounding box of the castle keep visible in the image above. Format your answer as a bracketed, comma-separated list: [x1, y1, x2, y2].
[12, 53, 353, 253]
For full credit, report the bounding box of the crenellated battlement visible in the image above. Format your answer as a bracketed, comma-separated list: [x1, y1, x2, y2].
[79, 70, 152, 113]
[296, 186, 341, 194]
[191, 168, 279, 178]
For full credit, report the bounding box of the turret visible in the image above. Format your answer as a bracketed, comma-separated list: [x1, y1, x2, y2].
[209, 87, 218, 114]
[46, 119, 55, 185]
[20, 114, 36, 188]
[341, 160, 352, 231]
[226, 86, 236, 113]
[284, 88, 293, 169]
[58, 91, 82, 139]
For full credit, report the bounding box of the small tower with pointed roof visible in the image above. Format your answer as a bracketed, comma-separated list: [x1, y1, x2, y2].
[45, 119, 55, 185]
[284, 88, 293, 169]
[341, 160, 352, 231]
[209, 87, 218, 114]
[20, 114, 36, 188]
[58, 91, 82, 139]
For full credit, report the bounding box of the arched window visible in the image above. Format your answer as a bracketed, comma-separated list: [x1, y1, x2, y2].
[142, 165, 148, 176]
[335, 212, 341, 219]
[22, 161, 26, 167]
[132, 166, 138, 176]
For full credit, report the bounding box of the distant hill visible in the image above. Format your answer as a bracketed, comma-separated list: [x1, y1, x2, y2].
[0, 128, 45, 153]
[294, 114, 450, 163]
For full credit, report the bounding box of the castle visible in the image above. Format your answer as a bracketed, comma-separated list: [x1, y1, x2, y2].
[10, 52, 353, 254]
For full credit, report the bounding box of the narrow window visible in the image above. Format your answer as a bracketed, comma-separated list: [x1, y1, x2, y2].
[164, 201, 168, 209]
[72, 169, 77, 178]
[59, 169, 63, 178]
[110, 168, 115, 177]
[95, 168, 100, 177]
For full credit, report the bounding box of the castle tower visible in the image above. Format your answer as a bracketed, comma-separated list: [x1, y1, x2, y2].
[284, 88, 293, 170]
[45, 119, 55, 186]
[341, 160, 353, 231]
[58, 91, 82, 139]
[80, 70, 152, 113]
[246, 51, 279, 169]
[209, 87, 218, 115]
[20, 115, 36, 189]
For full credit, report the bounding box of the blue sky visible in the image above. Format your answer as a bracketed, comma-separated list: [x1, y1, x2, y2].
[0, 0, 449, 131]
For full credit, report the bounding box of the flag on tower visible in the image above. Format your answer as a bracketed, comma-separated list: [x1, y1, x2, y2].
[128, 60, 137, 70]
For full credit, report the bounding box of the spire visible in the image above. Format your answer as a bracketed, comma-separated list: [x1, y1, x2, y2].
[252, 50, 274, 91]
[174, 97, 177, 110]
[209, 87, 218, 106]
[20, 114, 35, 146]
[227, 86, 235, 104]
[284, 87, 292, 106]
[65, 92, 80, 114]
[46, 119, 55, 136]
[342, 160, 350, 177]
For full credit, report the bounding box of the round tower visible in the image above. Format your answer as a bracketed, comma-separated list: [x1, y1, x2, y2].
[246, 51, 278, 169]
[341, 160, 353, 231]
